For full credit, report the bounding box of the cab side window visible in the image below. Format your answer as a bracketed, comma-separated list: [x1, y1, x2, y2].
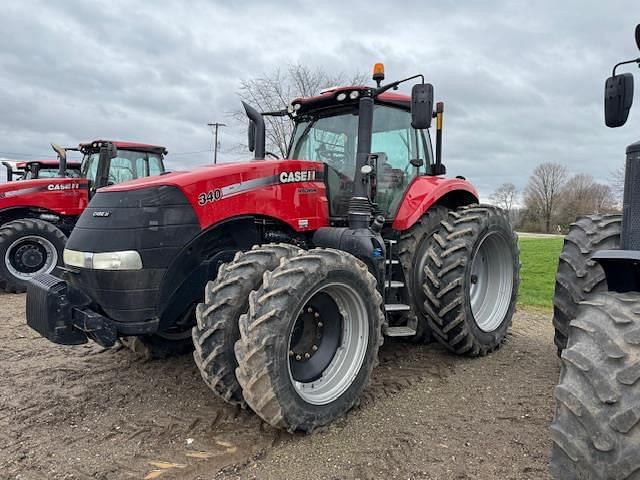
[371, 105, 431, 217]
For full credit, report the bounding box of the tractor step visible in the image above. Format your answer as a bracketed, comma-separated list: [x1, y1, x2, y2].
[385, 259, 399, 265]
[386, 280, 404, 288]
[385, 303, 411, 312]
[385, 326, 417, 337]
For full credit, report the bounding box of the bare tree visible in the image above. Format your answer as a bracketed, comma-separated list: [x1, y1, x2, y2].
[611, 164, 625, 205]
[235, 64, 367, 157]
[523, 162, 568, 233]
[490, 182, 517, 217]
[559, 173, 618, 225]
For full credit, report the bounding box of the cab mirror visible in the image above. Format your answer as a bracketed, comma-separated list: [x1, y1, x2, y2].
[635, 24, 640, 50]
[248, 120, 256, 152]
[411, 83, 434, 129]
[605, 73, 634, 128]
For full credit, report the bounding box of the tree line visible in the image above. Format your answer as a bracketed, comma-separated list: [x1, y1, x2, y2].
[490, 162, 619, 233]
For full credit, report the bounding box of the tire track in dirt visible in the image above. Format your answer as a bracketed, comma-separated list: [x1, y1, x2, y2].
[1, 293, 555, 479]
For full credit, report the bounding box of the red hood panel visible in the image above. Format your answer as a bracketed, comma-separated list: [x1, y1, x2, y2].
[0, 178, 90, 216]
[101, 159, 330, 232]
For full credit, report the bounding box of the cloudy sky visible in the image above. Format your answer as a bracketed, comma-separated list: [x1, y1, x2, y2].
[1, 0, 638, 198]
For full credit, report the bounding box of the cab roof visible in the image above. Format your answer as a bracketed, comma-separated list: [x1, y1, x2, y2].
[16, 159, 81, 168]
[79, 140, 167, 155]
[290, 85, 411, 115]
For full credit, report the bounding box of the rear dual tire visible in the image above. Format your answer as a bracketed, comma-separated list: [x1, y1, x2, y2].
[422, 205, 520, 355]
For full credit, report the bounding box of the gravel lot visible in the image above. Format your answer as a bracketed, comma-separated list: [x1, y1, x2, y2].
[0, 292, 558, 480]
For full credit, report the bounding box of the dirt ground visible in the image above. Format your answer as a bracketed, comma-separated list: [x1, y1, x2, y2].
[0, 292, 559, 480]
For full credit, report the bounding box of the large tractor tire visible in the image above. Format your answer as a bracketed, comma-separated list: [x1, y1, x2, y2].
[234, 248, 384, 432]
[397, 205, 450, 343]
[192, 243, 302, 407]
[550, 292, 640, 480]
[422, 205, 519, 356]
[553, 214, 621, 354]
[0, 219, 66, 293]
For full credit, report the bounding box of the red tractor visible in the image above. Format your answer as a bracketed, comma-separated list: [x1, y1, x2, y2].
[2, 159, 82, 182]
[0, 140, 167, 293]
[550, 26, 640, 478]
[27, 65, 520, 431]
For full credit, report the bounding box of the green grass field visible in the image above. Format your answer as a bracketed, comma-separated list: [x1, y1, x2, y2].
[517, 236, 564, 310]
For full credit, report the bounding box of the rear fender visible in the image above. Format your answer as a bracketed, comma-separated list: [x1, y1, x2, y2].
[391, 176, 479, 231]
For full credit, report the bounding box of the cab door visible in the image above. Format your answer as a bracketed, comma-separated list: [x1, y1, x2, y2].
[371, 105, 433, 218]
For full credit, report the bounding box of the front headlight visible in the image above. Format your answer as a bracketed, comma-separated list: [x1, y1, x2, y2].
[64, 249, 143, 270]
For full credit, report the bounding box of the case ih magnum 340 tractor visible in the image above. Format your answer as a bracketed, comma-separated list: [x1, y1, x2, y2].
[550, 26, 640, 479]
[27, 65, 520, 432]
[0, 141, 167, 293]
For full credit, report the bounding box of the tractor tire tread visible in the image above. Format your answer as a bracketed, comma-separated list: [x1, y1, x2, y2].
[550, 292, 640, 480]
[192, 243, 302, 407]
[553, 214, 621, 353]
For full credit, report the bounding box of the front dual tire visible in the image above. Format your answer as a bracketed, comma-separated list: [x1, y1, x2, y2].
[233, 248, 383, 432]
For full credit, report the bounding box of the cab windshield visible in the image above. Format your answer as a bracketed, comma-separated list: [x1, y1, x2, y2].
[81, 149, 164, 185]
[289, 104, 433, 217]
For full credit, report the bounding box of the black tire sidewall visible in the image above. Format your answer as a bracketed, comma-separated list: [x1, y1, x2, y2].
[270, 267, 381, 429]
[462, 214, 519, 348]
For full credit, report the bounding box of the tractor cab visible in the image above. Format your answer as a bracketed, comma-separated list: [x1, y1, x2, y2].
[288, 90, 435, 218]
[248, 63, 446, 226]
[19, 160, 82, 180]
[79, 141, 167, 195]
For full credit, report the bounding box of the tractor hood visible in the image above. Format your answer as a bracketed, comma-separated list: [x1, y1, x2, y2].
[0, 177, 88, 200]
[99, 159, 291, 192]
[92, 158, 329, 233]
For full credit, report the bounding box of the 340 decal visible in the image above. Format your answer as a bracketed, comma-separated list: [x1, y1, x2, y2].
[198, 189, 223, 205]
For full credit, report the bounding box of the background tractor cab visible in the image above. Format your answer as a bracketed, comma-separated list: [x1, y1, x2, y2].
[77, 140, 167, 196]
[18, 159, 81, 180]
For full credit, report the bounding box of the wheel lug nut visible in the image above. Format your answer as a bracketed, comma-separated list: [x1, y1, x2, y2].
[289, 350, 294, 357]
[312, 345, 318, 351]
[314, 312, 320, 318]
[317, 322, 323, 328]
[295, 354, 302, 361]
[307, 307, 313, 313]
[304, 352, 310, 359]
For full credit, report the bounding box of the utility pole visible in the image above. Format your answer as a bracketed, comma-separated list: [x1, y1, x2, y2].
[207, 122, 226, 164]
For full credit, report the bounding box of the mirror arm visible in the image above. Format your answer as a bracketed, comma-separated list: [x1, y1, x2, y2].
[613, 58, 640, 76]
[373, 74, 425, 97]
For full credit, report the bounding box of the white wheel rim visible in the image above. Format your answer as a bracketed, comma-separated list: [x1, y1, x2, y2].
[5, 235, 58, 281]
[469, 231, 514, 332]
[287, 281, 369, 406]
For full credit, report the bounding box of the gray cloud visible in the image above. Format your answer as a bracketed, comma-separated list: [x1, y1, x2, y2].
[0, 0, 638, 199]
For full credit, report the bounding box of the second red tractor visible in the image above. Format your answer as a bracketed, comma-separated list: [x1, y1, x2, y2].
[0, 141, 167, 292]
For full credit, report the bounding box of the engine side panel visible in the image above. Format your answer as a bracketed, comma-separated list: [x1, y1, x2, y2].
[101, 160, 331, 232]
[0, 178, 89, 216]
[392, 176, 479, 231]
